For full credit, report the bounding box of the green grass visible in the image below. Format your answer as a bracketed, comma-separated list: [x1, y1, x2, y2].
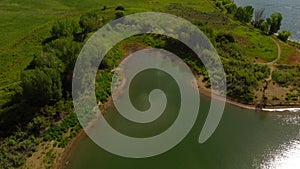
[277, 40, 300, 65]
[216, 21, 278, 62]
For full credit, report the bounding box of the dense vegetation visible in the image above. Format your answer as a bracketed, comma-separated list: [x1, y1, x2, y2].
[0, 10, 110, 168]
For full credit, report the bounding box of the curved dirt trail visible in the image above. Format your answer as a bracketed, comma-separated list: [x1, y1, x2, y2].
[264, 37, 281, 81]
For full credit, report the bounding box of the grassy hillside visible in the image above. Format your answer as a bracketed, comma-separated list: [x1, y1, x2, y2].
[0, 0, 217, 106]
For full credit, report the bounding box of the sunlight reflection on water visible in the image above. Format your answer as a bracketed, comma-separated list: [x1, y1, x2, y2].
[260, 139, 300, 169]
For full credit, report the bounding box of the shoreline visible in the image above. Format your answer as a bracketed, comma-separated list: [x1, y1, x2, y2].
[52, 130, 86, 169]
[52, 98, 114, 169]
[196, 76, 300, 112]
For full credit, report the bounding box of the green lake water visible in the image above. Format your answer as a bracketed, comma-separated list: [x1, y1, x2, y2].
[66, 69, 300, 169]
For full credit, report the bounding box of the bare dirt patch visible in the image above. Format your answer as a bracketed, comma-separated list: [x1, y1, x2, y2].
[287, 50, 300, 65]
[236, 37, 249, 46]
[264, 81, 289, 105]
[21, 141, 64, 169]
[123, 43, 148, 57]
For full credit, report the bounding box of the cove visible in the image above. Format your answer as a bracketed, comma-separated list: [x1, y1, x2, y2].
[65, 69, 300, 169]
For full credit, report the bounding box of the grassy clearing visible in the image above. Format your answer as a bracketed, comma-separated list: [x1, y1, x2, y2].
[277, 40, 300, 65]
[218, 23, 278, 63]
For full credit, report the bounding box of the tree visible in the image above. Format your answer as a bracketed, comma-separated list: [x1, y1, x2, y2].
[79, 12, 101, 34]
[253, 8, 265, 28]
[50, 20, 80, 39]
[243, 6, 254, 23]
[21, 68, 63, 106]
[269, 13, 283, 34]
[278, 30, 291, 42]
[44, 38, 81, 68]
[224, 3, 237, 14]
[234, 6, 254, 23]
[234, 7, 244, 21]
[28, 53, 64, 72]
[260, 16, 273, 34]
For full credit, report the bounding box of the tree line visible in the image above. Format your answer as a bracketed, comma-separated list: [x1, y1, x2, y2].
[213, 0, 291, 41]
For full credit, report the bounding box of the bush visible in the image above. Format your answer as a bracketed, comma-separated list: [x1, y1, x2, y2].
[115, 5, 125, 10]
[50, 20, 80, 39]
[278, 30, 291, 42]
[224, 3, 237, 14]
[216, 32, 235, 43]
[115, 11, 125, 19]
[79, 12, 101, 33]
[272, 70, 292, 86]
[234, 6, 254, 23]
[28, 116, 50, 134]
[21, 68, 63, 106]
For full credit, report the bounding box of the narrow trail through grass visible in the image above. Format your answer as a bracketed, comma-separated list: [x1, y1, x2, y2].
[263, 37, 281, 81]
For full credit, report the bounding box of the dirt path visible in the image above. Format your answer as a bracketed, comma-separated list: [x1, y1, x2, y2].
[264, 37, 281, 81]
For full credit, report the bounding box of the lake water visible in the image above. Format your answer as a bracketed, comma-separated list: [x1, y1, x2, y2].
[234, 0, 300, 42]
[65, 68, 300, 169]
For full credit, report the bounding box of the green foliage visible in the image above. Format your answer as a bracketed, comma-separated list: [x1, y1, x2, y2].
[272, 65, 300, 90]
[216, 32, 235, 43]
[102, 47, 124, 69]
[28, 116, 50, 134]
[278, 30, 291, 42]
[44, 38, 82, 67]
[215, 33, 243, 60]
[95, 70, 113, 102]
[224, 3, 237, 14]
[115, 11, 125, 19]
[43, 112, 80, 148]
[115, 5, 125, 11]
[21, 68, 62, 106]
[142, 35, 166, 48]
[260, 21, 270, 34]
[0, 131, 38, 168]
[50, 20, 80, 39]
[286, 92, 299, 101]
[79, 12, 102, 34]
[269, 13, 283, 34]
[44, 38, 82, 95]
[261, 13, 283, 35]
[29, 53, 64, 72]
[234, 6, 254, 23]
[224, 60, 270, 102]
[200, 26, 215, 40]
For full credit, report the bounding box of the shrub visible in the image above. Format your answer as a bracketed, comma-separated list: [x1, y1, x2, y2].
[21, 68, 63, 106]
[115, 5, 125, 10]
[115, 11, 125, 19]
[50, 20, 80, 39]
[79, 12, 101, 33]
[278, 30, 291, 42]
[216, 32, 235, 43]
